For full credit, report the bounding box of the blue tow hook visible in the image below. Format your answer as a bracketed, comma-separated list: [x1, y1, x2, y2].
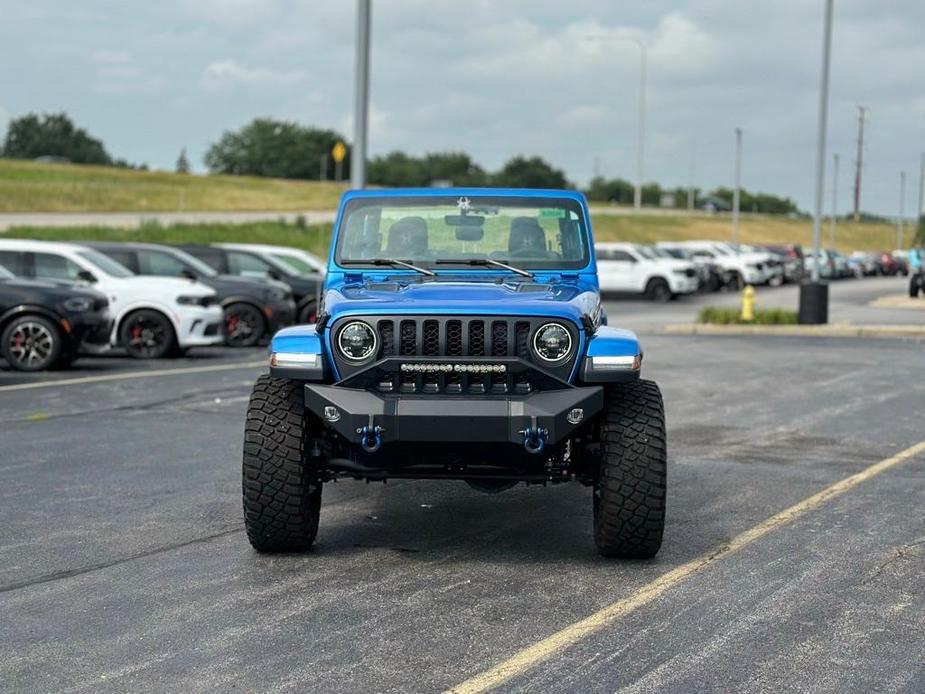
[359, 424, 383, 453]
[521, 426, 548, 454]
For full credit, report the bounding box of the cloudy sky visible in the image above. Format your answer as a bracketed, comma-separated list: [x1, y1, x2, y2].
[1, 0, 923, 214]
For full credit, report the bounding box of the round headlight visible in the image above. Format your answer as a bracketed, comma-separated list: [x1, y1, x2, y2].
[337, 321, 377, 361]
[532, 322, 572, 362]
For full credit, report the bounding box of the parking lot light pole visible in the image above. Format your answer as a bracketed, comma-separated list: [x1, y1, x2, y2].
[830, 153, 839, 247]
[732, 128, 742, 244]
[631, 38, 647, 212]
[799, 0, 834, 324]
[897, 171, 906, 250]
[350, 0, 371, 190]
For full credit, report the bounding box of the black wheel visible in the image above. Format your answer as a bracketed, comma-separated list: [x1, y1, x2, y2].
[120, 309, 176, 359]
[224, 302, 265, 347]
[298, 301, 318, 325]
[1, 315, 62, 372]
[646, 278, 672, 303]
[593, 380, 667, 559]
[242, 375, 322, 552]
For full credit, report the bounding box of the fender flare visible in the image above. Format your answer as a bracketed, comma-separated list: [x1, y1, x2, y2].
[0, 304, 65, 332]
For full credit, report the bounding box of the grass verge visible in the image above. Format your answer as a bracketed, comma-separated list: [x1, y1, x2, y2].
[698, 306, 799, 325]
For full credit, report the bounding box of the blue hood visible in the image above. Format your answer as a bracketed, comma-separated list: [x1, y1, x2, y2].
[322, 277, 600, 328]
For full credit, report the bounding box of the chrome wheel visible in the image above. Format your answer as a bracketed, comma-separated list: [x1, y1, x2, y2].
[1, 316, 61, 372]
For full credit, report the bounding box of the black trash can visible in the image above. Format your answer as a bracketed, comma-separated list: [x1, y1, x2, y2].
[799, 282, 829, 324]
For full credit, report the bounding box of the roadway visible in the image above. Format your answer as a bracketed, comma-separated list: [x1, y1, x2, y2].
[1, 297, 924, 691]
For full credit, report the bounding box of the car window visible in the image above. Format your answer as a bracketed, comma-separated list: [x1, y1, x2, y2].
[102, 249, 137, 271]
[269, 252, 320, 275]
[0, 251, 27, 276]
[635, 246, 658, 260]
[609, 251, 637, 262]
[77, 250, 134, 277]
[187, 249, 224, 272]
[138, 250, 189, 277]
[228, 251, 277, 278]
[168, 249, 218, 277]
[33, 252, 84, 280]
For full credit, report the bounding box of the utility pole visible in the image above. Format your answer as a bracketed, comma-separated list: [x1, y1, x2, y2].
[732, 128, 742, 244]
[630, 39, 647, 211]
[688, 140, 696, 211]
[350, 0, 371, 190]
[829, 153, 839, 247]
[852, 106, 867, 221]
[897, 171, 906, 250]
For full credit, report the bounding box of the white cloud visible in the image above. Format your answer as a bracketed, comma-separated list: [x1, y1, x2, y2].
[557, 105, 607, 127]
[201, 59, 307, 89]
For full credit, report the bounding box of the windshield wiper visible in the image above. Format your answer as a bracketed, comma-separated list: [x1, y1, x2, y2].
[341, 258, 435, 277]
[434, 257, 533, 279]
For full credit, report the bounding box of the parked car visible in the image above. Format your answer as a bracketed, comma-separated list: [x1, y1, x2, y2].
[218, 243, 327, 278]
[890, 250, 910, 276]
[0, 240, 224, 358]
[245, 188, 667, 558]
[762, 244, 805, 283]
[88, 242, 296, 347]
[657, 241, 766, 287]
[849, 251, 880, 276]
[595, 242, 698, 301]
[179, 244, 322, 324]
[656, 246, 726, 291]
[0, 264, 111, 371]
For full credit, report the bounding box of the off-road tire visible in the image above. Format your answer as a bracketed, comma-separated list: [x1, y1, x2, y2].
[594, 379, 667, 558]
[243, 375, 322, 552]
[646, 278, 672, 303]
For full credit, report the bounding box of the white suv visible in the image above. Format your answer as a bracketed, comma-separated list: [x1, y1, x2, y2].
[596, 242, 699, 301]
[0, 240, 224, 358]
[657, 241, 767, 287]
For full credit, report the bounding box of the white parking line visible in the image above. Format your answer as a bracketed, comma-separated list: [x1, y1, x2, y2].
[0, 360, 266, 393]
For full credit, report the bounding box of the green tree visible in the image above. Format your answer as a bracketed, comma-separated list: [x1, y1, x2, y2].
[175, 147, 191, 174]
[367, 151, 488, 187]
[204, 118, 349, 180]
[2, 112, 111, 164]
[584, 176, 634, 204]
[492, 156, 569, 189]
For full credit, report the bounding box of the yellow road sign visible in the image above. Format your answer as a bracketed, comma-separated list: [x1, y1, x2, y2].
[331, 141, 347, 164]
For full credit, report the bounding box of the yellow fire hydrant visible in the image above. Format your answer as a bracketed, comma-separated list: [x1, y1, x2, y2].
[740, 285, 755, 322]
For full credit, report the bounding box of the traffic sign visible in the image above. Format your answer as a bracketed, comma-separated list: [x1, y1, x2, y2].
[332, 141, 347, 164]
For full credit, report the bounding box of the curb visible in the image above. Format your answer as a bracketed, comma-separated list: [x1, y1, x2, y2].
[660, 323, 925, 339]
[868, 294, 925, 310]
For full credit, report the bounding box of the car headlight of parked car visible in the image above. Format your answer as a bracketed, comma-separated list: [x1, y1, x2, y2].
[63, 297, 93, 312]
[176, 295, 216, 307]
[533, 322, 572, 362]
[337, 321, 377, 361]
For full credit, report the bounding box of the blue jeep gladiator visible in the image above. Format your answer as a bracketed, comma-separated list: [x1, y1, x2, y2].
[243, 188, 666, 558]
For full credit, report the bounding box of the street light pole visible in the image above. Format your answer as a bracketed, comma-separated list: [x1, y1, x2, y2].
[632, 39, 647, 212]
[918, 152, 925, 220]
[799, 0, 834, 324]
[898, 171, 906, 250]
[830, 153, 839, 247]
[732, 128, 742, 244]
[350, 0, 371, 190]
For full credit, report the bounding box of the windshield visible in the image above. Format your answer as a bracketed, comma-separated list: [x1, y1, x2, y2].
[269, 252, 319, 275]
[336, 195, 590, 270]
[0, 265, 12, 279]
[635, 246, 659, 260]
[167, 248, 218, 277]
[77, 249, 134, 277]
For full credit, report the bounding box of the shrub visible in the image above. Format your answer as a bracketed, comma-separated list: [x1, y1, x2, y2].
[697, 306, 798, 325]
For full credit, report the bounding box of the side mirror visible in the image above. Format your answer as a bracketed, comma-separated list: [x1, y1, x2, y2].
[267, 269, 283, 280]
[77, 269, 97, 283]
[180, 268, 197, 280]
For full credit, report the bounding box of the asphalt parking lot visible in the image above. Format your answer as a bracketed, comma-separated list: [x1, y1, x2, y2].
[2, 284, 924, 693]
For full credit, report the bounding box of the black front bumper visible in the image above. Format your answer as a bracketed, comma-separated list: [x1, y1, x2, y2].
[305, 384, 603, 446]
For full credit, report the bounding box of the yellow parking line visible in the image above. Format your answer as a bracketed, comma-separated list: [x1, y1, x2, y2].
[0, 360, 266, 393]
[447, 438, 925, 694]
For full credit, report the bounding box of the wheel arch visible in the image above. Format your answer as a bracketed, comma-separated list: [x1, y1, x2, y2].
[0, 304, 65, 333]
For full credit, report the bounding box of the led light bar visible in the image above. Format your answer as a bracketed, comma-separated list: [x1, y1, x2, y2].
[399, 363, 507, 374]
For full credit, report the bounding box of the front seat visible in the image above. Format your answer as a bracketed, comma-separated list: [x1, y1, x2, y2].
[386, 217, 429, 258]
[508, 217, 550, 257]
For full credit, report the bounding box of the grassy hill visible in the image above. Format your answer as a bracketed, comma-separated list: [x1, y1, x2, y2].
[0, 159, 346, 212]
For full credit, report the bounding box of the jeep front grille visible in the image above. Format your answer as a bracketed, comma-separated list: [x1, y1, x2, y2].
[330, 315, 581, 389]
